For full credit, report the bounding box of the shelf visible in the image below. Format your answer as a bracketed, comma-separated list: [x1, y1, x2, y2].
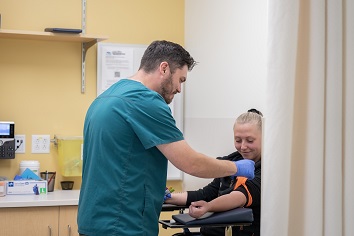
[0, 29, 107, 44]
[0, 29, 108, 93]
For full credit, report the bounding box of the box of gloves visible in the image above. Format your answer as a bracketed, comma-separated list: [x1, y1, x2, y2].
[6, 180, 47, 195]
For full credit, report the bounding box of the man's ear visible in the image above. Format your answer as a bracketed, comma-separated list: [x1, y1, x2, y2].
[160, 62, 169, 74]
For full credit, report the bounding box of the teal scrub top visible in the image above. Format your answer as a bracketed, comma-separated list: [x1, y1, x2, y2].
[78, 79, 183, 236]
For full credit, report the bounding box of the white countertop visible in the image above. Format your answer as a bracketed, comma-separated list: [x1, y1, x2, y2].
[0, 190, 80, 208]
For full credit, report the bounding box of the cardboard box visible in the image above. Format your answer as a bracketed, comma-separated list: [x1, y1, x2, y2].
[6, 180, 47, 195]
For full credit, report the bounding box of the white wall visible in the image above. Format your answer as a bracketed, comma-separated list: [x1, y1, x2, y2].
[183, 0, 268, 190]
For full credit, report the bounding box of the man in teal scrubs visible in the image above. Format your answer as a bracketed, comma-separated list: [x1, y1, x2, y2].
[78, 40, 255, 236]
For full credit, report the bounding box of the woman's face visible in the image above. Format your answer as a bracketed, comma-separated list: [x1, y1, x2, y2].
[234, 122, 262, 162]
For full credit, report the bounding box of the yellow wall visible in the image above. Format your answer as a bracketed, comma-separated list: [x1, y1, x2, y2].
[1, 1, 185, 234]
[0, 0, 183, 190]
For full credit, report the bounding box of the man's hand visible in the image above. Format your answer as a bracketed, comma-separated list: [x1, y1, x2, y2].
[163, 193, 171, 202]
[163, 187, 174, 202]
[233, 160, 255, 179]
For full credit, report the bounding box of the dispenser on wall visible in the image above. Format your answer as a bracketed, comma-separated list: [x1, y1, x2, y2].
[0, 121, 15, 159]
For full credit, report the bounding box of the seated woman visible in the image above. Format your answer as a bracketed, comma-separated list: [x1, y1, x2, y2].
[165, 109, 262, 236]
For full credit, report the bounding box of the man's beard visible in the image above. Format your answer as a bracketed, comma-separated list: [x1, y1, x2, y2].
[160, 74, 174, 104]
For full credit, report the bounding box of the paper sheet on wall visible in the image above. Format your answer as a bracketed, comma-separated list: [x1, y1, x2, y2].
[100, 46, 134, 94]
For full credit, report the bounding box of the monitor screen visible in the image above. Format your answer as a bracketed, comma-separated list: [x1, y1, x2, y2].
[0, 123, 10, 135]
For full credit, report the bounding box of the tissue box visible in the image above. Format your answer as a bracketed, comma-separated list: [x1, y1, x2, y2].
[6, 180, 47, 195]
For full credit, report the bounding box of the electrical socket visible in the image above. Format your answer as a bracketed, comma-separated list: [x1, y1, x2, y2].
[15, 134, 26, 154]
[32, 135, 50, 154]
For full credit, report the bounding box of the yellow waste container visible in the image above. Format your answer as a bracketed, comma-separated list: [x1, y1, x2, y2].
[57, 136, 83, 177]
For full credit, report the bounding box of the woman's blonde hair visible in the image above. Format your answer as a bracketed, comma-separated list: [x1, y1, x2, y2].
[234, 109, 263, 130]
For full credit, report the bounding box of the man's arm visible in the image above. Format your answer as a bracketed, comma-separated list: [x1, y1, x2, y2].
[157, 140, 238, 178]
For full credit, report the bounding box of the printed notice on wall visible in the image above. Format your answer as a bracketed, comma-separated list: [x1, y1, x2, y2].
[98, 46, 134, 95]
[97, 43, 147, 96]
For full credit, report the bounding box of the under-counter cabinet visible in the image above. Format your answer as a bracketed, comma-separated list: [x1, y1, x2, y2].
[59, 206, 79, 236]
[0, 206, 78, 236]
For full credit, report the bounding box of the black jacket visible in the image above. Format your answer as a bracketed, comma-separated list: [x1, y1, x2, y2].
[186, 152, 261, 236]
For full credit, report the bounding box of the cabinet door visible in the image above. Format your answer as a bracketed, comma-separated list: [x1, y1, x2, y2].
[59, 206, 79, 236]
[0, 206, 59, 236]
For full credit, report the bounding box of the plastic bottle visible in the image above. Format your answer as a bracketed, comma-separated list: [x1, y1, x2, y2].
[19, 160, 40, 175]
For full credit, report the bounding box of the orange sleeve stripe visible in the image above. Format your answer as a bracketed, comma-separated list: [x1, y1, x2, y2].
[233, 177, 253, 207]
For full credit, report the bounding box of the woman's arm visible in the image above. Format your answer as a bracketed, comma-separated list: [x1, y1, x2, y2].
[188, 191, 247, 218]
[164, 192, 188, 205]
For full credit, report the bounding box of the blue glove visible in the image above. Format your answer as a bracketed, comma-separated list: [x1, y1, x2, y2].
[233, 160, 255, 179]
[163, 193, 171, 202]
[163, 187, 174, 202]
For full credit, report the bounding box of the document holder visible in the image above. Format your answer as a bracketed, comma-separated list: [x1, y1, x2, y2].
[172, 207, 253, 226]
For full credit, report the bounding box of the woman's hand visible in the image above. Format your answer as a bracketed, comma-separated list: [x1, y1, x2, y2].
[188, 200, 210, 218]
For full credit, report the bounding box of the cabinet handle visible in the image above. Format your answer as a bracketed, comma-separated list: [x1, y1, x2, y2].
[48, 225, 52, 236]
[68, 224, 71, 236]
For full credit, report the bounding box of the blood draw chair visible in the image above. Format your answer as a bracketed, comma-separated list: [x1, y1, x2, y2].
[159, 206, 253, 235]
